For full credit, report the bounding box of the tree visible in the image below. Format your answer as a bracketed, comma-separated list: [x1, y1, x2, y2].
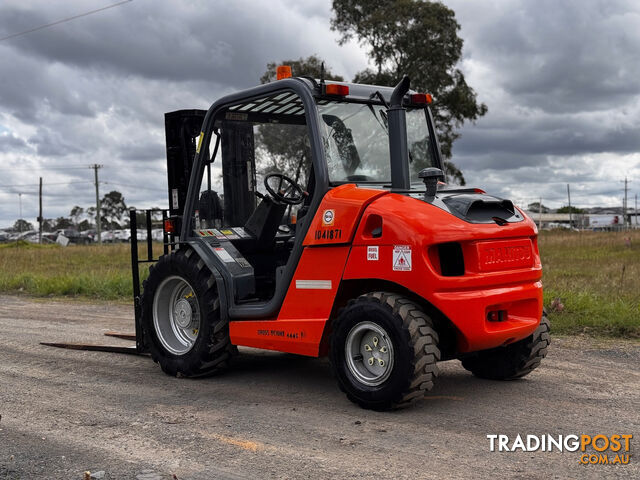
[257, 56, 344, 185]
[13, 219, 33, 232]
[331, 0, 487, 184]
[527, 202, 550, 213]
[557, 206, 585, 214]
[77, 219, 92, 231]
[54, 217, 74, 230]
[100, 191, 127, 230]
[42, 218, 55, 232]
[260, 55, 344, 84]
[69, 206, 84, 226]
[86, 206, 99, 228]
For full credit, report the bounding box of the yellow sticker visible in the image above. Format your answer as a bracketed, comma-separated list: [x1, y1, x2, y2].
[196, 132, 204, 153]
[220, 229, 234, 235]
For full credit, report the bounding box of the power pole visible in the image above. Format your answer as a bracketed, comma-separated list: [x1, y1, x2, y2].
[538, 196, 542, 231]
[18, 193, 23, 233]
[92, 164, 103, 244]
[623, 177, 628, 227]
[636, 193, 638, 226]
[567, 184, 572, 228]
[38, 177, 43, 244]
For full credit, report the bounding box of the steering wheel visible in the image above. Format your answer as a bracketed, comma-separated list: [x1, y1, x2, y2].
[263, 173, 305, 205]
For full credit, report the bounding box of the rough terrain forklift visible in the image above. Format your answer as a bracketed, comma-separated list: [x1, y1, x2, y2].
[133, 68, 549, 410]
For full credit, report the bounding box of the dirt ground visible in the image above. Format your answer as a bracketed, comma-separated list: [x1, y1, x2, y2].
[0, 295, 638, 479]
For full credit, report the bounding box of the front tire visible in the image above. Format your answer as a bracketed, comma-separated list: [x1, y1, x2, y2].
[141, 248, 234, 377]
[461, 313, 550, 380]
[330, 292, 440, 410]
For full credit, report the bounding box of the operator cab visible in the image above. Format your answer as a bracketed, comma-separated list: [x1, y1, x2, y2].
[181, 76, 444, 315]
[190, 89, 316, 303]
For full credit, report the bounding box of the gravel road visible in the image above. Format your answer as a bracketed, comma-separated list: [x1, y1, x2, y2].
[0, 295, 638, 479]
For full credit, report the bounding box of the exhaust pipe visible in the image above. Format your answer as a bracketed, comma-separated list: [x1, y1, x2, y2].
[388, 75, 411, 191]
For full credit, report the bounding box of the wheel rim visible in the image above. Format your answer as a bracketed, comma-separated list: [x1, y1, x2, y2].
[153, 276, 201, 355]
[345, 321, 394, 386]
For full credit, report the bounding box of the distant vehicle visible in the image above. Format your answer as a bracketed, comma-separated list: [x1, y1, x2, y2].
[0, 231, 8, 243]
[55, 229, 91, 245]
[96, 230, 115, 243]
[79, 230, 95, 243]
[113, 229, 131, 242]
[23, 232, 42, 243]
[589, 214, 620, 230]
[14, 230, 37, 241]
[151, 228, 164, 242]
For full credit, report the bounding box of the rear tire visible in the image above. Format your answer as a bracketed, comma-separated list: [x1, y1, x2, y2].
[330, 292, 440, 410]
[461, 313, 550, 380]
[141, 247, 234, 377]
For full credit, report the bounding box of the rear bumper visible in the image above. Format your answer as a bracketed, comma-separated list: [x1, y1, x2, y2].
[432, 280, 543, 353]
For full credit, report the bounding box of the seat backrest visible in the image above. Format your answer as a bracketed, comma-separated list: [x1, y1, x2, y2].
[244, 197, 286, 249]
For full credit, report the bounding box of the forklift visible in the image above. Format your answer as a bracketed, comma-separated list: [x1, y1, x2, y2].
[130, 67, 549, 410]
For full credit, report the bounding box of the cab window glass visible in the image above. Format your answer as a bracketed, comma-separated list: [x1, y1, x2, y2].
[194, 91, 312, 230]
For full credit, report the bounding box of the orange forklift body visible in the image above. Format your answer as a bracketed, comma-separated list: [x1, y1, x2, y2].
[229, 184, 542, 356]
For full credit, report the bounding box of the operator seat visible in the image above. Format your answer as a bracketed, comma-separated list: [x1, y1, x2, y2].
[243, 196, 287, 250]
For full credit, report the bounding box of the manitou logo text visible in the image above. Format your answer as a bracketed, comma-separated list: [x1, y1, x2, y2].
[482, 245, 531, 266]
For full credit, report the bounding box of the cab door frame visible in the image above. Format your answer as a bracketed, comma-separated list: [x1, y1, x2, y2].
[182, 78, 329, 320]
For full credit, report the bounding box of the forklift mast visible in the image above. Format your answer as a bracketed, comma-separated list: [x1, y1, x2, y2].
[164, 110, 257, 228]
[164, 110, 206, 217]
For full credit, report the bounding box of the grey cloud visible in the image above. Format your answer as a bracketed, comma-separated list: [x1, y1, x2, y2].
[452, 0, 640, 113]
[117, 140, 165, 161]
[0, 132, 31, 153]
[28, 126, 84, 157]
[1, 0, 638, 225]
[454, 116, 640, 158]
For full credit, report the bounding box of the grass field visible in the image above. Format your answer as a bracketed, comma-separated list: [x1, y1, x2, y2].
[0, 241, 161, 302]
[539, 230, 640, 337]
[0, 231, 639, 337]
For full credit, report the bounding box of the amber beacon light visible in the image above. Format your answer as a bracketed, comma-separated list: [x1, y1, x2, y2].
[276, 65, 292, 80]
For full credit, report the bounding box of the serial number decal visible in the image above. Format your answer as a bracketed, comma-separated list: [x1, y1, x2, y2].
[257, 329, 305, 339]
[314, 228, 342, 240]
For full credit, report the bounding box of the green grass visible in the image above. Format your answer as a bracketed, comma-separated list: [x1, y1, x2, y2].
[0, 230, 638, 337]
[539, 230, 640, 337]
[0, 241, 160, 301]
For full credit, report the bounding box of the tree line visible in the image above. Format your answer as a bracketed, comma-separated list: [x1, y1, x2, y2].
[10, 190, 161, 233]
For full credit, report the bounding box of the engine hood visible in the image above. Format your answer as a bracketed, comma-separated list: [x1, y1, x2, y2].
[406, 186, 524, 225]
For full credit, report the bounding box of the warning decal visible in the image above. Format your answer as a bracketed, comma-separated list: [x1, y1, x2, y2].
[392, 245, 412, 271]
[212, 247, 235, 263]
[367, 246, 379, 261]
[220, 229, 239, 240]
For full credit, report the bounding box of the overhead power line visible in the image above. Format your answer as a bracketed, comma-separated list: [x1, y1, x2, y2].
[0, 0, 133, 43]
[0, 181, 94, 188]
[0, 166, 95, 172]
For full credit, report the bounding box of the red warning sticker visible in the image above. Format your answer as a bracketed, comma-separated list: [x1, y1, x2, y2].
[392, 245, 412, 271]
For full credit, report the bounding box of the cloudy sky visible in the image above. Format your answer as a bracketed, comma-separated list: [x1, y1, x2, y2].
[0, 0, 638, 228]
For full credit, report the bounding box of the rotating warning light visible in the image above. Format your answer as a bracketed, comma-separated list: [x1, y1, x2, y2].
[276, 65, 292, 80]
[324, 84, 350, 96]
[410, 93, 433, 104]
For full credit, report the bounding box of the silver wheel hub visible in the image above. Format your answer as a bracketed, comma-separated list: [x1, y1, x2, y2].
[174, 298, 193, 328]
[152, 276, 201, 355]
[345, 322, 394, 386]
